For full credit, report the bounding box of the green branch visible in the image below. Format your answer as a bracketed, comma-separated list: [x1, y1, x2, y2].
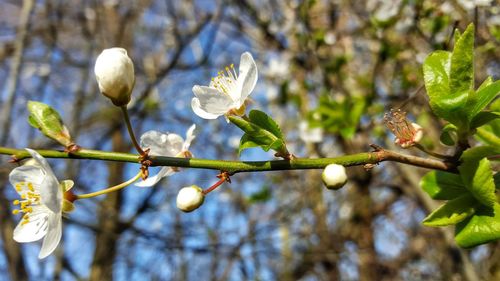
[0, 146, 455, 173]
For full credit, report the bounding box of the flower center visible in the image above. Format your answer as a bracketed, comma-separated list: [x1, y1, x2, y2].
[211, 64, 238, 96]
[11, 182, 42, 225]
[384, 109, 416, 143]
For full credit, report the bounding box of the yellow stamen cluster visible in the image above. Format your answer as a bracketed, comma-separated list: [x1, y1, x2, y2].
[211, 64, 238, 96]
[12, 182, 41, 225]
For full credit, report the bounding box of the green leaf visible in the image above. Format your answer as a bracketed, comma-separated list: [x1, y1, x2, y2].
[229, 110, 288, 156]
[458, 157, 496, 208]
[423, 24, 477, 128]
[440, 124, 458, 146]
[423, 194, 478, 227]
[477, 76, 493, 92]
[470, 111, 500, 129]
[420, 171, 467, 200]
[27, 101, 74, 147]
[461, 146, 500, 161]
[455, 202, 500, 248]
[466, 81, 500, 121]
[450, 24, 474, 109]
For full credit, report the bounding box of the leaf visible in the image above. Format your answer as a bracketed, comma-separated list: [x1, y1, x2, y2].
[27, 101, 73, 147]
[477, 76, 493, 92]
[423, 194, 478, 227]
[461, 146, 500, 161]
[229, 110, 288, 156]
[455, 202, 500, 248]
[440, 123, 458, 146]
[450, 24, 474, 109]
[468, 81, 500, 120]
[458, 157, 496, 208]
[420, 171, 467, 200]
[423, 24, 477, 128]
[470, 111, 500, 129]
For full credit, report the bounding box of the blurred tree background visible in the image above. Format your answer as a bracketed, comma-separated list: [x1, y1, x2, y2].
[0, 0, 499, 280]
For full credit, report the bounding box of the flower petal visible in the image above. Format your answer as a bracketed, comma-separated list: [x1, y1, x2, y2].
[25, 149, 62, 213]
[38, 213, 62, 259]
[183, 124, 197, 151]
[237, 52, 258, 104]
[140, 130, 171, 156]
[13, 206, 50, 243]
[9, 165, 45, 195]
[192, 85, 235, 118]
[135, 167, 176, 187]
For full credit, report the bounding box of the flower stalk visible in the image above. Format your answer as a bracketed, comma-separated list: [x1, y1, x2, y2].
[75, 170, 142, 199]
[121, 106, 146, 156]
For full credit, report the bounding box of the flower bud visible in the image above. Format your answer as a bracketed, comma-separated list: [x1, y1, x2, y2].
[94, 48, 135, 106]
[176, 185, 205, 212]
[322, 164, 348, 190]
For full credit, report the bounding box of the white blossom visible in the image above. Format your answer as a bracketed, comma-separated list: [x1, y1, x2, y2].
[191, 52, 257, 120]
[176, 185, 204, 212]
[322, 164, 348, 190]
[94, 48, 135, 106]
[9, 149, 74, 259]
[136, 125, 196, 187]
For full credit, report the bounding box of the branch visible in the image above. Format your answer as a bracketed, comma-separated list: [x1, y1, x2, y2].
[0, 145, 455, 174]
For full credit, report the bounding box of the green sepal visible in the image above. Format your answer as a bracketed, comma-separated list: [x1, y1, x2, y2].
[458, 157, 496, 208]
[422, 194, 478, 227]
[27, 101, 74, 147]
[229, 110, 289, 157]
[420, 170, 467, 200]
[455, 202, 500, 248]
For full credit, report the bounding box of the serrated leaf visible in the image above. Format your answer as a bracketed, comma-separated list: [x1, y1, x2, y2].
[27, 101, 73, 147]
[420, 170, 467, 200]
[440, 124, 458, 146]
[450, 24, 474, 108]
[466, 81, 500, 121]
[248, 110, 285, 139]
[455, 202, 500, 248]
[229, 111, 288, 156]
[458, 158, 496, 208]
[470, 111, 500, 129]
[461, 146, 500, 161]
[423, 194, 478, 227]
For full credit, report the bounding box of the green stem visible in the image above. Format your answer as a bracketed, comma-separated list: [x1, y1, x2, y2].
[75, 170, 142, 199]
[0, 146, 455, 173]
[120, 106, 145, 155]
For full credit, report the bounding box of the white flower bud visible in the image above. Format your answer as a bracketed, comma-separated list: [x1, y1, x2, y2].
[322, 164, 348, 190]
[94, 48, 135, 106]
[176, 185, 205, 212]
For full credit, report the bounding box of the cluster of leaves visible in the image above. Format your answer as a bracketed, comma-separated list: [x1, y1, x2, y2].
[421, 24, 500, 248]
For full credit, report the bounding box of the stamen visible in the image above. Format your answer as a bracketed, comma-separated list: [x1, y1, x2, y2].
[11, 181, 43, 225]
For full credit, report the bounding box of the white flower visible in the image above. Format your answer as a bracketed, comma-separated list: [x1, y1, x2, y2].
[176, 185, 204, 212]
[191, 52, 258, 120]
[94, 48, 135, 106]
[9, 149, 74, 259]
[136, 124, 196, 187]
[322, 164, 348, 190]
[395, 123, 423, 148]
